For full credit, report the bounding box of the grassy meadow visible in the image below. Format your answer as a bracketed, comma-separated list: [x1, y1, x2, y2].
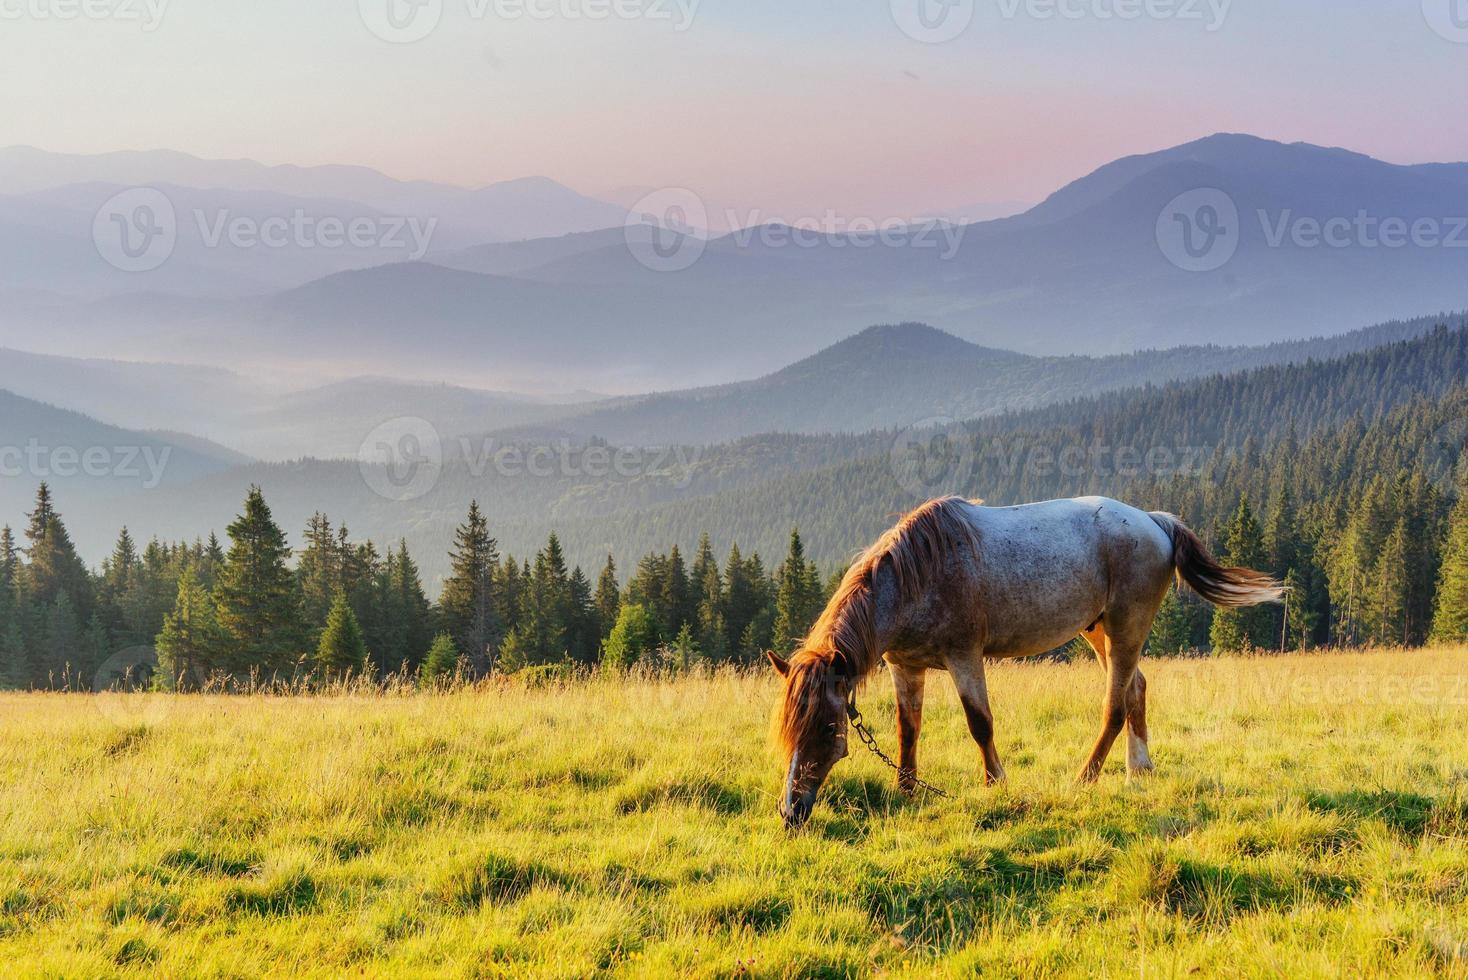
[2, 648, 1467, 977]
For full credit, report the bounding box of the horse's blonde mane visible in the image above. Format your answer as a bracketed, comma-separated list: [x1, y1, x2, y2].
[775, 496, 980, 760]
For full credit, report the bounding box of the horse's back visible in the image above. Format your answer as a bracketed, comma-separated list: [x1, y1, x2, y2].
[954, 496, 1174, 657]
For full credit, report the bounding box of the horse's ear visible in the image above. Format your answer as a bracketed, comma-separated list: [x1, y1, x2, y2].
[765, 650, 791, 677]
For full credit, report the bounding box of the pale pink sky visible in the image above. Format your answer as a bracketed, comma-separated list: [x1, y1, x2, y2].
[2, 0, 1465, 217]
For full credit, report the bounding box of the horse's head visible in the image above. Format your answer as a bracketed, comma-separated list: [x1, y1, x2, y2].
[767, 649, 852, 830]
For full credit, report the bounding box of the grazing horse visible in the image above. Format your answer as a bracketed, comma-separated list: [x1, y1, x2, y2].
[768, 495, 1283, 829]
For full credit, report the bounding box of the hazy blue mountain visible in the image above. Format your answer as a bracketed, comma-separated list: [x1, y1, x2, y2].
[33, 132, 1461, 384]
[471, 313, 1467, 446]
[0, 388, 246, 519]
[0, 146, 628, 245]
[34, 320, 1468, 583]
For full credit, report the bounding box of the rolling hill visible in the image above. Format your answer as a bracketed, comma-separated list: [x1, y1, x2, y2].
[25, 319, 1467, 585]
[6, 135, 1468, 388]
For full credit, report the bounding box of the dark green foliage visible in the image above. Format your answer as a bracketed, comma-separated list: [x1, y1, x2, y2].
[438, 501, 500, 676]
[213, 487, 305, 676]
[154, 570, 229, 690]
[315, 592, 368, 678]
[419, 634, 461, 685]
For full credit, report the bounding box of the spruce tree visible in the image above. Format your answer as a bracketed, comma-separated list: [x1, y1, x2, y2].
[773, 529, 823, 654]
[297, 512, 340, 640]
[603, 603, 658, 671]
[419, 634, 461, 686]
[155, 570, 228, 690]
[214, 486, 305, 677]
[315, 592, 369, 678]
[1430, 477, 1468, 643]
[23, 484, 93, 624]
[1209, 497, 1275, 651]
[439, 501, 500, 676]
[593, 555, 620, 643]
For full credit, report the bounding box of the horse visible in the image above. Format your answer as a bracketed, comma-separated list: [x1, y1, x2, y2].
[767, 495, 1284, 829]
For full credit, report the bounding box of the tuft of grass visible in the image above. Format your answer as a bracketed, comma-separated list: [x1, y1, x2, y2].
[0, 648, 1465, 975]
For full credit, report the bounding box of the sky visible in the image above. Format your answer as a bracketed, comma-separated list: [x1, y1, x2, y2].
[3, 0, 1466, 218]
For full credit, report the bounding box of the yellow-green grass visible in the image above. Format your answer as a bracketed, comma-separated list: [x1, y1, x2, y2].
[2, 649, 1467, 978]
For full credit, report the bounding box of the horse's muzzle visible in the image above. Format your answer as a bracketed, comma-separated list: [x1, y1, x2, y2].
[781, 794, 813, 830]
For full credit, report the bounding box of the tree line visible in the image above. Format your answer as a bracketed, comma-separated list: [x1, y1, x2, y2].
[0, 485, 831, 689]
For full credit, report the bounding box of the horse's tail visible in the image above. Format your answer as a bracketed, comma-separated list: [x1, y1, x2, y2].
[1148, 512, 1286, 608]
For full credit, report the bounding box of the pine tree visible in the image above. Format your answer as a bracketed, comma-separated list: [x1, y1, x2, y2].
[155, 570, 228, 690]
[297, 512, 340, 640]
[593, 555, 620, 643]
[23, 484, 93, 625]
[439, 501, 500, 676]
[603, 603, 658, 671]
[315, 591, 368, 678]
[419, 634, 461, 686]
[1430, 476, 1468, 643]
[566, 566, 597, 665]
[1209, 496, 1276, 651]
[42, 592, 84, 688]
[0, 619, 27, 689]
[214, 486, 305, 677]
[772, 529, 824, 654]
[395, 541, 433, 669]
[1149, 587, 1197, 655]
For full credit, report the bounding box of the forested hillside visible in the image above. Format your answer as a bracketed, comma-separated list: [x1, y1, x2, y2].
[4, 324, 1467, 690]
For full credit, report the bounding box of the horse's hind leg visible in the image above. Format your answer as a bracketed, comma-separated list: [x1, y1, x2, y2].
[948, 652, 1006, 785]
[889, 661, 926, 797]
[1081, 621, 1152, 775]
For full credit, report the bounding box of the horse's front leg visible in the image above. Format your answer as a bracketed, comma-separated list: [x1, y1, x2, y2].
[889, 661, 926, 797]
[947, 652, 1006, 785]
